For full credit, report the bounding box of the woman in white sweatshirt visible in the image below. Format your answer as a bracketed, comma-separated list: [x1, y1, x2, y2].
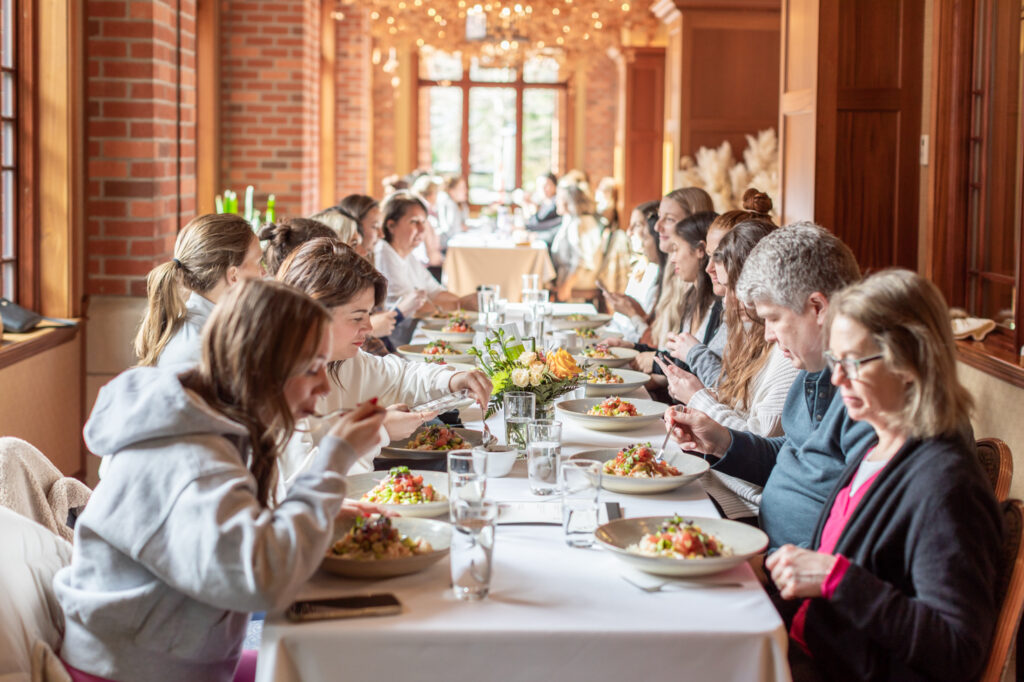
[135, 213, 264, 368]
[57, 279, 387, 682]
[276, 238, 492, 481]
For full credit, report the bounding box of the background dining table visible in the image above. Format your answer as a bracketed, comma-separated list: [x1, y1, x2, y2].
[442, 231, 555, 301]
[256, 367, 791, 681]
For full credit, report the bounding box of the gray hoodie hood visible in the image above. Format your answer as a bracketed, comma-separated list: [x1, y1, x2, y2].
[85, 365, 245, 457]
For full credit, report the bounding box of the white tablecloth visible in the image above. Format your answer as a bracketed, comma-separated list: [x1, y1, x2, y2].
[256, 402, 790, 682]
[443, 231, 555, 301]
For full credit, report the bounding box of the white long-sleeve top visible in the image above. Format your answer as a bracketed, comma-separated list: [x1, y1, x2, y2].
[686, 343, 798, 437]
[607, 261, 660, 341]
[374, 240, 445, 300]
[278, 351, 458, 489]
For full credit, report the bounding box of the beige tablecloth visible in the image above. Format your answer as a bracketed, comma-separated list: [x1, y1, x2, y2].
[443, 236, 555, 301]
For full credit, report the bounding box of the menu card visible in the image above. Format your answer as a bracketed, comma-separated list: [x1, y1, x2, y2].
[496, 501, 562, 525]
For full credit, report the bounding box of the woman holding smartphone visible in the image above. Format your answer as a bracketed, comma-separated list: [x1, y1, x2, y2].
[57, 279, 387, 682]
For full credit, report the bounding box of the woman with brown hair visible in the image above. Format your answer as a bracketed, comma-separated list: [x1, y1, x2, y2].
[550, 181, 603, 301]
[277, 238, 492, 478]
[374, 190, 474, 312]
[135, 213, 263, 368]
[307, 207, 361, 250]
[260, 217, 338, 277]
[58, 279, 387, 682]
[338, 194, 382, 264]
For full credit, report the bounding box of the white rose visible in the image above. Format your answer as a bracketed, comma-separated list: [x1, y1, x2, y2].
[519, 351, 537, 366]
[529, 365, 545, 386]
[511, 368, 531, 388]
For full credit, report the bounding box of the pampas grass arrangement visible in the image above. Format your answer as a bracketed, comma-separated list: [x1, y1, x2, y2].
[679, 128, 779, 220]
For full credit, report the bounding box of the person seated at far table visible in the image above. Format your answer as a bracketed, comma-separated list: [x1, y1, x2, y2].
[665, 223, 877, 551]
[768, 269, 1000, 682]
[523, 172, 562, 242]
[56, 279, 388, 682]
[601, 200, 664, 342]
[374, 190, 477, 316]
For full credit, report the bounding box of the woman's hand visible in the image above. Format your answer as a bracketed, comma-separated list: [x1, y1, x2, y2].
[603, 291, 645, 318]
[766, 545, 839, 600]
[450, 370, 493, 409]
[664, 405, 731, 456]
[328, 399, 387, 456]
[633, 351, 656, 373]
[337, 500, 395, 520]
[598, 336, 633, 348]
[383, 404, 437, 440]
[399, 289, 429, 317]
[370, 310, 397, 337]
[665, 331, 701, 362]
[656, 356, 705, 404]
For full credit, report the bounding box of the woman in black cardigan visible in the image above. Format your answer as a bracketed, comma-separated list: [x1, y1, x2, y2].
[766, 269, 1002, 681]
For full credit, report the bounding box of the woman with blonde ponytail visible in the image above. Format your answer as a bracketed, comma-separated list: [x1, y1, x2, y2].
[135, 214, 264, 367]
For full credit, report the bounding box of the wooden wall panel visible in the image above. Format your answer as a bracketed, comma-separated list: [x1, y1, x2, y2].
[622, 48, 666, 214]
[679, 10, 780, 161]
[781, 111, 815, 222]
[779, 0, 818, 224]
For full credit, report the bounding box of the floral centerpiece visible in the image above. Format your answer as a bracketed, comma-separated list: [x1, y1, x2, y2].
[468, 329, 584, 419]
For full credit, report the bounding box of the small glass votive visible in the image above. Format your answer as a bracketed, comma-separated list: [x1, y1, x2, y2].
[560, 459, 602, 547]
[503, 391, 535, 452]
[526, 419, 562, 496]
[447, 449, 487, 521]
[451, 499, 497, 601]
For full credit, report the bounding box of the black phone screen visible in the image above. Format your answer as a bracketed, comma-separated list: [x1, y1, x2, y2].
[286, 594, 402, 622]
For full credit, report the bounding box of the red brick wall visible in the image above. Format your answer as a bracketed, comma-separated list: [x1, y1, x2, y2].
[219, 0, 321, 220]
[334, 5, 371, 200]
[583, 53, 617, 182]
[85, 0, 196, 296]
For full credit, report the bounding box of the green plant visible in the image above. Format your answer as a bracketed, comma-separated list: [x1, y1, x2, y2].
[215, 185, 276, 230]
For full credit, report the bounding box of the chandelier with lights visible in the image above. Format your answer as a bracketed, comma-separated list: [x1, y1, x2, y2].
[339, 0, 658, 68]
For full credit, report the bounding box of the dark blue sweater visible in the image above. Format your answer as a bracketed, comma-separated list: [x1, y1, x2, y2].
[714, 369, 876, 549]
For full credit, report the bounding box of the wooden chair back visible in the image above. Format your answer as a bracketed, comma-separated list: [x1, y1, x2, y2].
[977, 438, 1013, 502]
[980, 499, 1024, 682]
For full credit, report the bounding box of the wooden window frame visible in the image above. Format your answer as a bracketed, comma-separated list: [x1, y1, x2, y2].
[929, 0, 1024, 387]
[417, 57, 568, 204]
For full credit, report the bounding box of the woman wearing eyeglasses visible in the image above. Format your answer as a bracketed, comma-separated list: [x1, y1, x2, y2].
[767, 269, 1001, 681]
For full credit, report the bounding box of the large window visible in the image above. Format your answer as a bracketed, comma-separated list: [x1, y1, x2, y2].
[418, 51, 567, 205]
[1, 0, 17, 301]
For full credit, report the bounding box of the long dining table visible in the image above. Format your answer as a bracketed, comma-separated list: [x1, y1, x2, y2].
[255, 353, 791, 682]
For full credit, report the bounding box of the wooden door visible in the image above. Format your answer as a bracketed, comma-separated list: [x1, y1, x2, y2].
[622, 48, 666, 215]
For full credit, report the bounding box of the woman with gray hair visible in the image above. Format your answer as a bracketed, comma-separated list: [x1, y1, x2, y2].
[767, 269, 1000, 681]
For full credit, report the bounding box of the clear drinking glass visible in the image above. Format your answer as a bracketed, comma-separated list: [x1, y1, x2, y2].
[560, 459, 602, 547]
[477, 285, 498, 314]
[522, 273, 539, 293]
[451, 499, 497, 601]
[384, 293, 402, 311]
[526, 419, 562, 496]
[503, 391, 535, 452]
[523, 305, 545, 343]
[447, 450, 487, 521]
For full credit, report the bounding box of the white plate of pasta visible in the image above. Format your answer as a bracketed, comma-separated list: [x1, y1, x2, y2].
[570, 444, 709, 494]
[345, 468, 450, 518]
[379, 426, 483, 460]
[322, 515, 452, 579]
[556, 397, 668, 432]
[595, 515, 768, 577]
[582, 367, 650, 397]
[573, 345, 638, 368]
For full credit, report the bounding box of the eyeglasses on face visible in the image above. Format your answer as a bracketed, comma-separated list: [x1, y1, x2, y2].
[823, 349, 884, 380]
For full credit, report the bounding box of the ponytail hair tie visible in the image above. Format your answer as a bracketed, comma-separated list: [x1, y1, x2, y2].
[172, 257, 183, 268]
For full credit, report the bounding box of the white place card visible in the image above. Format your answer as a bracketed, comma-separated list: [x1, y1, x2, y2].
[496, 501, 562, 525]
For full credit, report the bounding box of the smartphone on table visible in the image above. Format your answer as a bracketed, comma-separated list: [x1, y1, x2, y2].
[285, 594, 402, 622]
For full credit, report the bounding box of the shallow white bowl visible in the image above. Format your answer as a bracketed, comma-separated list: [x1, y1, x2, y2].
[471, 445, 518, 478]
[398, 343, 475, 364]
[574, 347, 638, 369]
[595, 516, 768, 577]
[379, 427, 484, 460]
[569, 448, 709, 494]
[322, 516, 451, 579]
[583, 367, 650, 397]
[345, 470, 450, 518]
[556, 397, 668, 432]
[549, 313, 613, 330]
[421, 327, 477, 343]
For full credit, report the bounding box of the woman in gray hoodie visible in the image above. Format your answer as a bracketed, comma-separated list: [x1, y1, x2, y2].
[56, 279, 387, 682]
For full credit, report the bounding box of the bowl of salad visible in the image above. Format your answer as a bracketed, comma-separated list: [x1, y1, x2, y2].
[421, 315, 477, 343]
[573, 345, 638, 368]
[345, 467, 450, 518]
[583, 366, 650, 397]
[595, 515, 768, 577]
[555, 397, 668, 432]
[379, 426, 484, 460]
[398, 341, 475, 363]
[322, 515, 452, 579]
[569, 444, 709, 494]
[549, 312, 613, 330]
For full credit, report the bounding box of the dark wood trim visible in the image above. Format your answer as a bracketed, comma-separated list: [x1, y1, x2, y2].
[0, 324, 78, 371]
[16, 0, 38, 312]
[957, 338, 1024, 389]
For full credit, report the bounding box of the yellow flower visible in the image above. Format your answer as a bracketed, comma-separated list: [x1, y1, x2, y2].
[546, 348, 582, 379]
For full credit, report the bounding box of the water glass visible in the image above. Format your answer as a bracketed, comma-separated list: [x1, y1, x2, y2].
[522, 273, 539, 293]
[384, 293, 402, 311]
[524, 306, 545, 343]
[477, 285, 498, 314]
[560, 459, 602, 547]
[527, 419, 562, 496]
[447, 450, 487, 521]
[451, 499, 497, 601]
[503, 391, 535, 452]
